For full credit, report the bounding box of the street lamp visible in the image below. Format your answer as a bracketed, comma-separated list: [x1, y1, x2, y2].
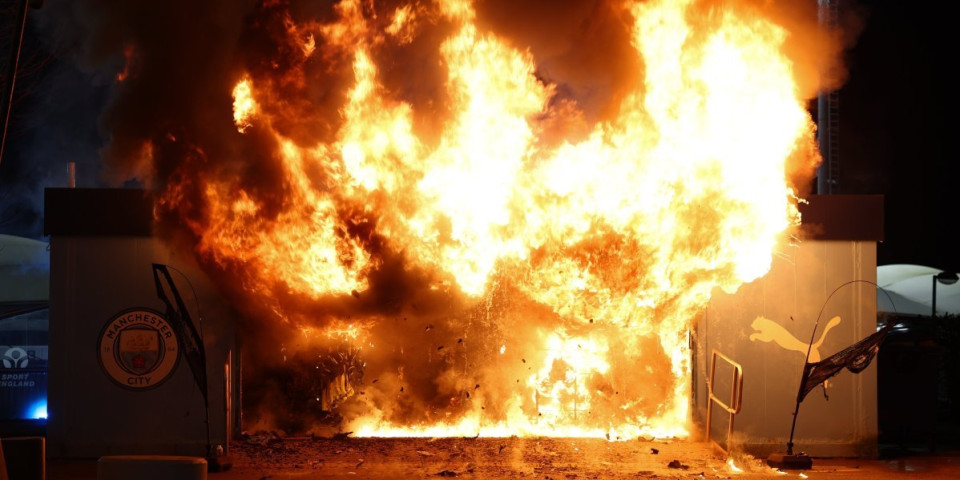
[932, 271, 959, 317]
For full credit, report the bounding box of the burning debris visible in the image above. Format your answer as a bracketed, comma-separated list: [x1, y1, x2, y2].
[245, 340, 365, 434]
[53, 0, 851, 438]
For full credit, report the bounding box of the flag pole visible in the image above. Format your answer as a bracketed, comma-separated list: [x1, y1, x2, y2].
[787, 316, 821, 456]
[766, 316, 817, 470]
[768, 280, 898, 470]
[153, 264, 231, 471]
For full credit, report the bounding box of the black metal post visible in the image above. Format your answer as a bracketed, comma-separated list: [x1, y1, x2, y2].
[932, 274, 937, 318]
[785, 318, 820, 455]
[0, 0, 31, 168]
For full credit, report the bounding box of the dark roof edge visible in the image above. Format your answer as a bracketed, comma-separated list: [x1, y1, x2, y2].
[44, 188, 153, 237]
[798, 194, 883, 241]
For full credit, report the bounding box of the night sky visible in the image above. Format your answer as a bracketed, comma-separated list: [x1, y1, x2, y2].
[0, 0, 955, 271]
[835, 0, 955, 272]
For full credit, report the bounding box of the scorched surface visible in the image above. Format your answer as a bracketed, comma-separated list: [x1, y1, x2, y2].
[232, 435, 765, 479]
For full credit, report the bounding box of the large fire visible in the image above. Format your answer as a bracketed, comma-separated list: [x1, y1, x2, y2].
[144, 0, 832, 439]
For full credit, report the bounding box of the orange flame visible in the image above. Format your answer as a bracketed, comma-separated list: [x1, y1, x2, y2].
[232, 76, 258, 133]
[115, 44, 137, 82]
[163, 0, 826, 439]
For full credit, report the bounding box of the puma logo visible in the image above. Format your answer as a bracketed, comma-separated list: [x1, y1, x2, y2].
[749, 316, 842, 362]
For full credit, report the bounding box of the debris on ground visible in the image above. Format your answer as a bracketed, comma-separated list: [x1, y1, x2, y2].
[242, 431, 283, 446]
[228, 436, 738, 479]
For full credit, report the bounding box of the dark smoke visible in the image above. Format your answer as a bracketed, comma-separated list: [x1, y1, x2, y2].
[1, 2, 108, 237]
[474, 0, 641, 124]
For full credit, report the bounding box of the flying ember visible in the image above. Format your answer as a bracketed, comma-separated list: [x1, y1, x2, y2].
[147, 0, 830, 439]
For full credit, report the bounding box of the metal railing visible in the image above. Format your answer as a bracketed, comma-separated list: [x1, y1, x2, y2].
[705, 349, 744, 450]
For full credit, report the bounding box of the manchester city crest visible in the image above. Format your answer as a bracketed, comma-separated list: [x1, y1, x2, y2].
[98, 308, 180, 390]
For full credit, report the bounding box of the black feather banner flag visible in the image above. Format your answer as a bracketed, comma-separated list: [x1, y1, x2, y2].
[796, 320, 895, 403]
[152, 263, 208, 403]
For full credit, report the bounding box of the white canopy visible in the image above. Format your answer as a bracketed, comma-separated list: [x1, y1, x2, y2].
[877, 264, 960, 317]
[0, 234, 49, 303]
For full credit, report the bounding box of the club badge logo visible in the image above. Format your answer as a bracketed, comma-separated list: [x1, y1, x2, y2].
[98, 308, 179, 390]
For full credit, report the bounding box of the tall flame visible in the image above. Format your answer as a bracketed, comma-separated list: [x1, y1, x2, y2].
[154, 0, 825, 439]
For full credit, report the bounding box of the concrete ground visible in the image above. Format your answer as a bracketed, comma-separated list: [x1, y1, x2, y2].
[44, 437, 960, 480]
